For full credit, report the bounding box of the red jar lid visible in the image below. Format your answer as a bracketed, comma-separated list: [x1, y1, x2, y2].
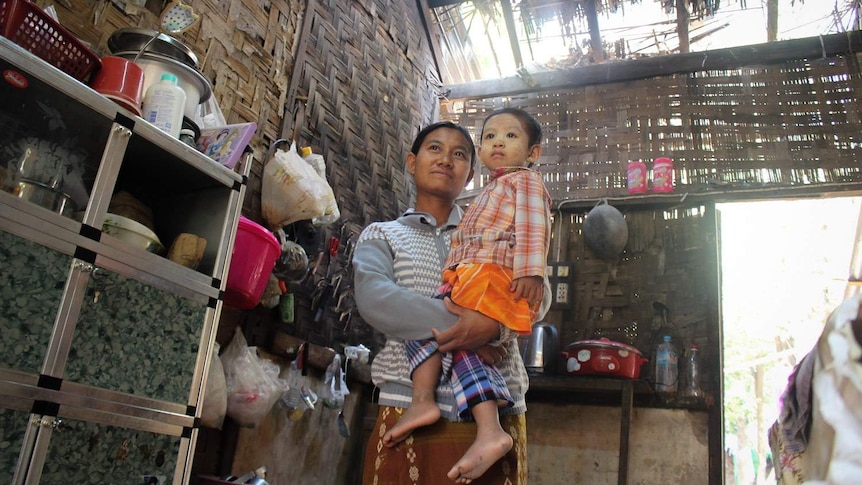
[566, 337, 643, 356]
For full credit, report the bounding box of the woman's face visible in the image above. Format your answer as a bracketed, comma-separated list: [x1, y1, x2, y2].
[407, 127, 474, 201]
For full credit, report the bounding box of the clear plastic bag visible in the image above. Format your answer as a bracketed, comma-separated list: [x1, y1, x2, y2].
[221, 328, 286, 427]
[200, 342, 227, 429]
[261, 142, 335, 230]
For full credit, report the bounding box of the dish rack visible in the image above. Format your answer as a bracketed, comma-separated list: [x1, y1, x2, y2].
[0, 0, 100, 80]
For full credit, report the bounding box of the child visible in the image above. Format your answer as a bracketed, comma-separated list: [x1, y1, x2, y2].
[385, 108, 552, 483]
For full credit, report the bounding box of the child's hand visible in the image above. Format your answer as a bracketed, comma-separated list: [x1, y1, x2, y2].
[511, 275, 543, 305]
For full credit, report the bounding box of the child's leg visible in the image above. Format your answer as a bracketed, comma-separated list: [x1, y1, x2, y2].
[382, 352, 442, 447]
[446, 350, 514, 483]
[447, 399, 513, 484]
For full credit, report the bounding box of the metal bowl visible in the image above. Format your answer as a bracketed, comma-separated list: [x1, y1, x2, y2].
[107, 27, 199, 69]
[12, 179, 77, 216]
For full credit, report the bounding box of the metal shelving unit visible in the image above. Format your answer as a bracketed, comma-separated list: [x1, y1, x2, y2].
[0, 37, 250, 484]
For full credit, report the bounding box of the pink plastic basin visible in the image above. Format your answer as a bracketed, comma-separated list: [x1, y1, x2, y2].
[224, 216, 280, 309]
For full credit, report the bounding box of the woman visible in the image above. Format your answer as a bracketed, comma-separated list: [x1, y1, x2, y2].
[353, 121, 539, 484]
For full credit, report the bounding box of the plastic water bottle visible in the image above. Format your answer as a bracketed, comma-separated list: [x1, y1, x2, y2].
[683, 344, 703, 398]
[142, 73, 186, 138]
[655, 335, 678, 394]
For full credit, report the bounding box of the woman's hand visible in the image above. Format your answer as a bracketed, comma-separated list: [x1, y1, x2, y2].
[432, 297, 500, 352]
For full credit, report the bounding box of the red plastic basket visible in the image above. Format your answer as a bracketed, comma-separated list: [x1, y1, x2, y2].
[0, 0, 100, 81]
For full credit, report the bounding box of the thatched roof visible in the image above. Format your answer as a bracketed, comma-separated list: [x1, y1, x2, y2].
[423, 0, 844, 87]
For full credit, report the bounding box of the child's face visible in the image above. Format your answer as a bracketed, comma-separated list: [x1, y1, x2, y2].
[478, 113, 541, 171]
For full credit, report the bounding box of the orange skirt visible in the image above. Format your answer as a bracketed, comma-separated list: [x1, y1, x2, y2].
[361, 406, 527, 485]
[443, 263, 536, 334]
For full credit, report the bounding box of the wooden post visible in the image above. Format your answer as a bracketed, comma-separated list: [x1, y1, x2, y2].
[676, 0, 690, 53]
[584, 0, 604, 61]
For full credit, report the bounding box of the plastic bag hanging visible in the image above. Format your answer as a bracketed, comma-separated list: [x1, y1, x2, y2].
[261, 141, 334, 230]
[321, 354, 349, 408]
[221, 328, 285, 427]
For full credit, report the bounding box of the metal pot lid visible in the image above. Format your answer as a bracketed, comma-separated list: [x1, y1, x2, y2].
[566, 337, 643, 355]
[114, 51, 212, 104]
[108, 27, 199, 69]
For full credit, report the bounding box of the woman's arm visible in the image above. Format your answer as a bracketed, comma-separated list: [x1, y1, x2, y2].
[353, 237, 457, 341]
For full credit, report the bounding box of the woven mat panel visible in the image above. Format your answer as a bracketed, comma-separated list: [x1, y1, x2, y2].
[44, 0, 304, 217]
[442, 54, 862, 202]
[547, 205, 717, 383]
[279, 0, 438, 348]
[287, 0, 437, 230]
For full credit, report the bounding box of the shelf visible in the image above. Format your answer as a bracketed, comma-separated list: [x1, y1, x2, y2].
[0, 36, 250, 483]
[528, 374, 653, 394]
[527, 374, 711, 411]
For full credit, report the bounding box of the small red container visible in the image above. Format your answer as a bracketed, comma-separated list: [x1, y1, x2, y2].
[224, 216, 280, 309]
[652, 157, 674, 193]
[561, 338, 648, 379]
[626, 161, 647, 194]
[89, 56, 144, 116]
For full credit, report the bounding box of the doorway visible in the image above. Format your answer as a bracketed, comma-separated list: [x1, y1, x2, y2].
[717, 196, 862, 484]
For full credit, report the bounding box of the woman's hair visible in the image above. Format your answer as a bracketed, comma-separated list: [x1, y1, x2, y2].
[410, 121, 477, 168]
[482, 107, 543, 147]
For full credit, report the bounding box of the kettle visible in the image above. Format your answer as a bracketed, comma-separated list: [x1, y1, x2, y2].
[520, 322, 560, 375]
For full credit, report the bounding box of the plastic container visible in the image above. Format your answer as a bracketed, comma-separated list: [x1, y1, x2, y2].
[224, 216, 280, 309]
[300, 146, 326, 178]
[652, 157, 674, 193]
[683, 344, 703, 398]
[626, 160, 647, 194]
[142, 73, 186, 138]
[301, 146, 340, 226]
[655, 335, 678, 394]
[89, 56, 144, 116]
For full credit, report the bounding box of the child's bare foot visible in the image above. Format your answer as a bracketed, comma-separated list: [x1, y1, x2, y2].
[447, 427, 513, 482]
[382, 400, 440, 447]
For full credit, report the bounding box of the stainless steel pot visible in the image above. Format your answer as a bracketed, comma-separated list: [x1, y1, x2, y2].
[108, 27, 199, 69]
[521, 322, 560, 375]
[13, 179, 77, 216]
[114, 50, 212, 120]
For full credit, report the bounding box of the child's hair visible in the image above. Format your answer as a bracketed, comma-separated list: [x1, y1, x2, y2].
[410, 121, 477, 168]
[482, 107, 543, 147]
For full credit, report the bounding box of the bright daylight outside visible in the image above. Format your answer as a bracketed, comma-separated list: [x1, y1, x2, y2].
[718, 197, 861, 484]
[444, 1, 862, 483]
[447, 0, 859, 82]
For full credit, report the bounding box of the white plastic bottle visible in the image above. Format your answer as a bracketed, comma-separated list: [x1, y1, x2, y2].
[142, 73, 186, 138]
[301, 146, 341, 225]
[655, 335, 678, 395]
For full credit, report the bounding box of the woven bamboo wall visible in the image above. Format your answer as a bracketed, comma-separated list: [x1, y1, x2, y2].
[283, 0, 439, 227]
[46, 0, 304, 225]
[442, 53, 862, 201]
[47, 0, 301, 145]
[268, 0, 440, 350]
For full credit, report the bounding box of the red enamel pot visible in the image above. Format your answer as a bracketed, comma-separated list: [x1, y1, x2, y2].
[561, 338, 648, 379]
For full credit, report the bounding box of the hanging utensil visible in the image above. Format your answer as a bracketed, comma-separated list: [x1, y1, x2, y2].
[336, 355, 350, 437]
[133, 0, 200, 63]
[337, 407, 350, 438]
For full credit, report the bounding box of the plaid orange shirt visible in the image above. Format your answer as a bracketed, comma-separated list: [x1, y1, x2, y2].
[445, 167, 552, 280]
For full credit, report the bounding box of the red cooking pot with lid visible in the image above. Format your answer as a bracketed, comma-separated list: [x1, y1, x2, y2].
[561, 338, 648, 379]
